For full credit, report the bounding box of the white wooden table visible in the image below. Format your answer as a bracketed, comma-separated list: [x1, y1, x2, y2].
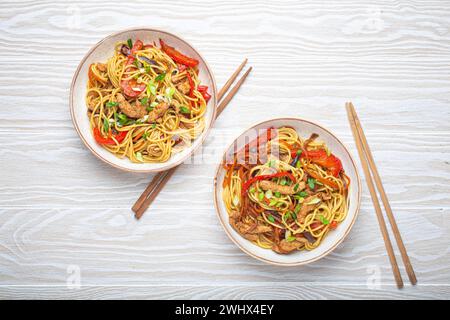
[1, 0, 449, 300]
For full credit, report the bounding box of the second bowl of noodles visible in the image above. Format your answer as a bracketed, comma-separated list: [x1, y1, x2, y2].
[213, 118, 361, 266]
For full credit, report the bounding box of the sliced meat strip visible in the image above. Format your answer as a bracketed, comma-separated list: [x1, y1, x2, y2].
[148, 102, 169, 122]
[259, 180, 305, 195]
[272, 239, 305, 254]
[175, 79, 190, 95]
[116, 93, 147, 119]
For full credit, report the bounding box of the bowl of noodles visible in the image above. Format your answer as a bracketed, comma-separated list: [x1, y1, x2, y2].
[70, 28, 217, 172]
[214, 118, 361, 266]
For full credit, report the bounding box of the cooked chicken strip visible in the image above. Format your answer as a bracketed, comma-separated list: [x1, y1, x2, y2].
[175, 79, 190, 95]
[116, 93, 146, 119]
[297, 194, 323, 222]
[259, 180, 305, 195]
[272, 239, 305, 254]
[148, 102, 169, 122]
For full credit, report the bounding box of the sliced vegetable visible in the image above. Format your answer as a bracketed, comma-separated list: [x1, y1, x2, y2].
[319, 215, 330, 225]
[120, 44, 131, 56]
[198, 85, 211, 102]
[267, 214, 275, 223]
[147, 81, 157, 96]
[135, 152, 144, 162]
[305, 149, 343, 177]
[121, 78, 146, 98]
[103, 118, 109, 132]
[307, 178, 316, 190]
[297, 191, 308, 198]
[160, 39, 199, 67]
[258, 192, 265, 201]
[165, 87, 175, 99]
[140, 97, 149, 105]
[180, 106, 191, 114]
[106, 101, 118, 108]
[93, 127, 127, 145]
[286, 236, 296, 242]
[155, 73, 166, 82]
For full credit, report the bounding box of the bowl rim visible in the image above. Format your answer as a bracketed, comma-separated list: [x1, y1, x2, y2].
[213, 117, 362, 266]
[70, 27, 218, 173]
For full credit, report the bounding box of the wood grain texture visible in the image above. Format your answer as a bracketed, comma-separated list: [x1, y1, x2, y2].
[0, 0, 449, 299]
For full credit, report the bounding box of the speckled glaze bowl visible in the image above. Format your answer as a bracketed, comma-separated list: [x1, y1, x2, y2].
[70, 28, 217, 173]
[214, 118, 361, 266]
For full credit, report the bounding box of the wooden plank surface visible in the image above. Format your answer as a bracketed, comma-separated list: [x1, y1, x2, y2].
[0, 0, 449, 299]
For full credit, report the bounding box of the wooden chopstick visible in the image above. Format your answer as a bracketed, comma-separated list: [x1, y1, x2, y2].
[217, 58, 248, 101]
[348, 102, 417, 285]
[346, 102, 403, 288]
[134, 66, 252, 219]
[133, 60, 251, 219]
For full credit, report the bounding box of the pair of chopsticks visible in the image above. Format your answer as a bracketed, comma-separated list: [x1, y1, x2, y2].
[132, 59, 252, 219]
[346, 102, 417, 288]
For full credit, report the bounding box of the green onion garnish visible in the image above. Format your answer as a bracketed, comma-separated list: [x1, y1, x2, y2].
[320, 215, 330, 225]
[308, 178, 316, 189]
[258, 192, 264, 201]
[127, 38, 133, 48]
[286, 236, 296, 242]
[155, 73, 166, 82]
[267, 214, 275, 223]
[147, 81, 156, 96]
[180, 106, 190, 114]
[297, 191, 308, 198]
[152, 123, 156, 129]
[274, 191, 281, 198]
[135, 152, 144, 162]
[140, 97, 148, 105]
[103, 118, 109, 132]
[106, 101, 118, 108]
[165, 87, 175, 99]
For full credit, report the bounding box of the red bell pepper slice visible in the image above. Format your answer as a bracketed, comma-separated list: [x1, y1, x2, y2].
[160, 39, 199, 67]
[241, 171, 296, 196]
[93, 127, 128, 145]
[186, 72, 195, 97]
[304, 149, 343, 177]
[198, 85, 211, 102]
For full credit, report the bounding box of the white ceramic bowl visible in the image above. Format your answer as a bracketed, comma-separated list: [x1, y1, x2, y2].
[70, 28, 217, 172]
[213, 118, 361, 266]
